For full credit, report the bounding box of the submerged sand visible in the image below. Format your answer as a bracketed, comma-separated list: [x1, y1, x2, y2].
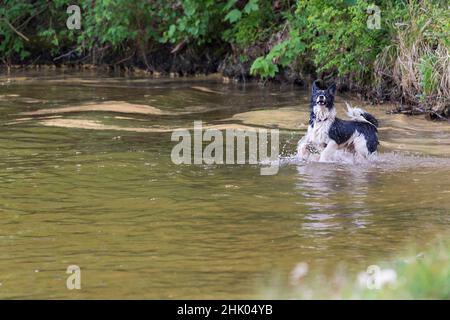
[19, 101, 177, 116]
[5, 89, 449, 157]
[38, 118, 257, 132]
[229, 107, 309, 130]
[190, 86, 224, 94]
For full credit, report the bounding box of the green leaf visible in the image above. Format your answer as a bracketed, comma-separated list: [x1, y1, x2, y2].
[167, 24, 176, 38]
[244, 0, 259, 14]
[224, 9, 242, 23]
[224, 0, 238, 11]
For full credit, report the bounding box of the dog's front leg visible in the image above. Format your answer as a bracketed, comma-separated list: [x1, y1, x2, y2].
[297, 136, 310, 160]
[297, 126, 313, 160]
[319, 140, 338, 162]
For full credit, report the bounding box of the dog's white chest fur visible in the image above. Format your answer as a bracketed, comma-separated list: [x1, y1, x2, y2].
[308, 105, 336, 145]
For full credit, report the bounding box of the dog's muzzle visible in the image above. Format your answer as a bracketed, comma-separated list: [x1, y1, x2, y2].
[317, 95, 326, 105]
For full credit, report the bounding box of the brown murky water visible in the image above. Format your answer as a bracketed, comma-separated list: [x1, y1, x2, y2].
[0, 71, 449, 299]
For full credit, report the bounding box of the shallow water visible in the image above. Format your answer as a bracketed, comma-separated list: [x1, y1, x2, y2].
[0, 71, 449, 299]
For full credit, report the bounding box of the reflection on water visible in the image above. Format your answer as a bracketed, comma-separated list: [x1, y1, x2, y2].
[297, 163, 374, 233]
[0, 71, 449, 298]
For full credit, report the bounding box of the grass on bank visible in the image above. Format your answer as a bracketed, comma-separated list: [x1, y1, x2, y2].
[374, 0, 450, 118]
[261, 239, 450, 299]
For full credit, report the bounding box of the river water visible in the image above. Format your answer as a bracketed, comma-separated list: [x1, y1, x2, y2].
[0, 71, 449, 298]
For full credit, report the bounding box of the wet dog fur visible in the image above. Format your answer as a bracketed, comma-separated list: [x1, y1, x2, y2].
[297, 80, 379, 162]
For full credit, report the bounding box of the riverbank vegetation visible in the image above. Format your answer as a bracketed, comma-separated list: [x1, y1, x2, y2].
[262, 239, 450, 299]
[0, 0, 449, 118]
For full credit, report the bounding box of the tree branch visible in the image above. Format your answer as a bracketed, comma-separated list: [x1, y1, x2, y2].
[1, 18, 30, 42]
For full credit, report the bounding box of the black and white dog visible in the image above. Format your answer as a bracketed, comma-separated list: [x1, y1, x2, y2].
[297, 80, 379, 162]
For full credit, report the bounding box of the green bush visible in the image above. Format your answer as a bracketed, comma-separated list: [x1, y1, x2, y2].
[0, 0, 448, 116]
[249, 0, 396, 83]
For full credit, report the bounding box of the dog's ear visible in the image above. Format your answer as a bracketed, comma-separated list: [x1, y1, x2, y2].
[312, 80, 320, 94]
[327, 83, 337, 96]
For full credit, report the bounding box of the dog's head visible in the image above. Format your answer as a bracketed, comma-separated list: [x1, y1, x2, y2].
[311, 80, 336, 110]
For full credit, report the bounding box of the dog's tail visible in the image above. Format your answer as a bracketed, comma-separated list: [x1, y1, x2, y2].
[345, 102, 379, 128]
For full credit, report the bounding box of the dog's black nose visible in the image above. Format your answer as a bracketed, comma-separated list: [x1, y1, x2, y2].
[317, 95, 326, 103]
